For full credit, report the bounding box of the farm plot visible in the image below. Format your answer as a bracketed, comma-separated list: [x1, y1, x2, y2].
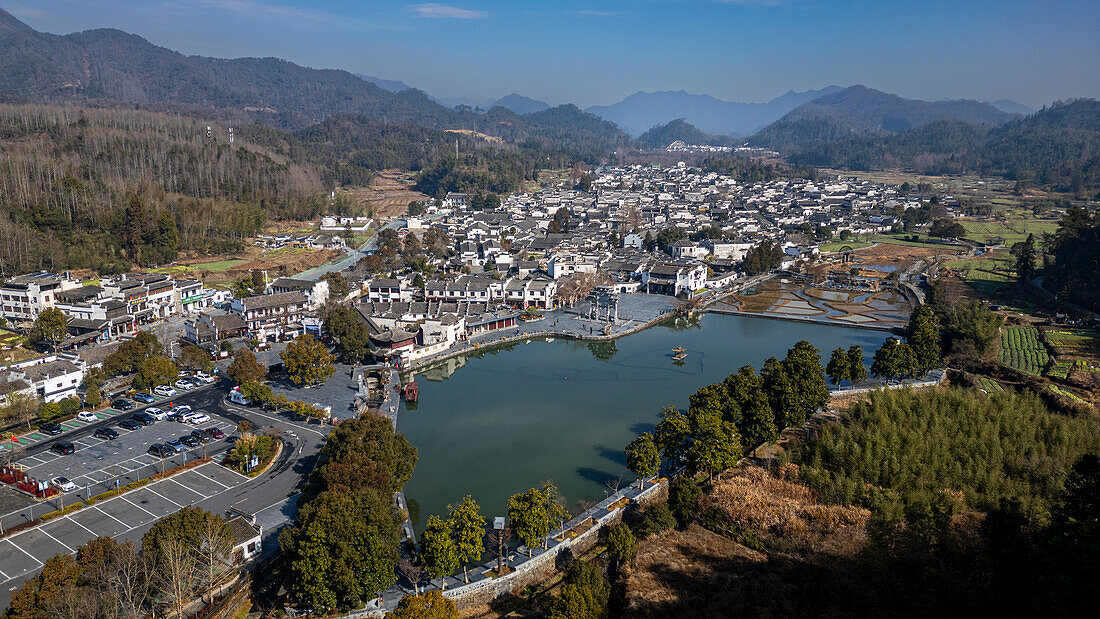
[1000, 326, 1049, 375]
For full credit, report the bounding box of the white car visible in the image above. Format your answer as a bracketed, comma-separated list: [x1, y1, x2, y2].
[173, 380, 193, 390]
[51, 476, 77, 492]
[187, 413, 211, 425]
[154, 385, 177, 397]
[193, 372, 216, 384]
[146, 407, 168, 421]
[77, 411, 97, 423]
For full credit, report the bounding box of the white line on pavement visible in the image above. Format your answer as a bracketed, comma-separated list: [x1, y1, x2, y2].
[160, 478, 205, 500]
[120, 496, 158, 518]
[4, 539, 43, 567]
[67, 516, 100, 537]
[90, 505, 129, 528]
[39, 529, 74, 553]
[144, 487, 183, 508]
[188, 469, 230, 489]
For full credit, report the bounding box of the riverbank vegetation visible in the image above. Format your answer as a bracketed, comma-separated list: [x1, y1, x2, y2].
[618, 386, 1100, 617]
[277, 415, 417, 613]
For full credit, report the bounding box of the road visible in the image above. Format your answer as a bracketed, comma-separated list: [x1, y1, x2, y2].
[295, 219, 404, 281]
[0, 382, 329, 609]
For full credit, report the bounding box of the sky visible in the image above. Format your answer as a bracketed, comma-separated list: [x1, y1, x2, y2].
[7, 0, 1100, 109]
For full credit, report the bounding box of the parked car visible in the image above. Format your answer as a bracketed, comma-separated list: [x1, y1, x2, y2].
[205, 427, 225, 440]
[51, 476, 77, 492]
[132, 392, 156, 404]
[193, 372, 216, 384]
[94, 427, 119, 440]
[50, 441, 75, 455]
[132, 412, 157, 426]
[190, 429, 212, 444]
[77, 411, 98, 423]
[165, 438, 185, 452]
[153, 385, 177, 397]
[148, 444, 174, 458]
[40, 423, 63, 436]
[167, 405, 191, 422]
[179, 434, 200, 448]
[118, 418, 142, 431]
[187, 413, 211, 425]
[146, 407, 168, 421]
[112, 399, 134, 411]
[173, 380, 194, 391]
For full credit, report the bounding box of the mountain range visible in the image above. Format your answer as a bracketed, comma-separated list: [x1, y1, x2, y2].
[584, 87, 845, 137]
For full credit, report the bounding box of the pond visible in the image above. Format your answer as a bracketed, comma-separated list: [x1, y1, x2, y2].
[397, 313, 891, 528]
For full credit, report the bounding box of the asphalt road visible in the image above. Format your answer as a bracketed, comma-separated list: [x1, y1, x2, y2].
[295, 218, 403, 281]
[0, 381, 329, 610]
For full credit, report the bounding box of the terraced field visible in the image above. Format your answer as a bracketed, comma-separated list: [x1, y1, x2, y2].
[961, 219, 1060, 246]
[1000, 326, 1049, 375]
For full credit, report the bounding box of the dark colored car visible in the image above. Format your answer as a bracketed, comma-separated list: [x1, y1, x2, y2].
[179, 434, 200, 447]
[50, 441, 75, 455]
[147, 444, 174, 458]
[118, 418, 142, 431]
[112, 399, 134, 411]
[190, 429, 212, 444]
[93, 427, 119, 440]
[132, 392, 156, 404]
[205, 427, 225, 440]
[132, 412, 156, 426]
[40, 423, 63, 436]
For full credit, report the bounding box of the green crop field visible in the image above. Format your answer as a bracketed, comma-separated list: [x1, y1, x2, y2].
[961, 219, 1060, 246]
[975, 376, 1004, 394]
[1000, 326, 1049, 375]
[819, 241, 873, 252]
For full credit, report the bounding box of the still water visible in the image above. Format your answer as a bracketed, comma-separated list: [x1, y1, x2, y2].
[398, 313, 890, 528]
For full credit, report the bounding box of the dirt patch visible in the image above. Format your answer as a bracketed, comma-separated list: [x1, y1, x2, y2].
[338, 170, 430, 219]
[849, 242, 961, 271]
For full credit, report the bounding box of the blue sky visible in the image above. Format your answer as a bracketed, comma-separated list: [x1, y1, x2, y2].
[8, 1, 1099, 108]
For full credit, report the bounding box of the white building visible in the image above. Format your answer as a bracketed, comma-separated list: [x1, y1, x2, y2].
[0, 272, 81, 325]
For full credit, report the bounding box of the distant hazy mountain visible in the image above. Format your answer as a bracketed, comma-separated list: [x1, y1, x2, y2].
[636, 118, 734, 149]
[430, 95, 492, 110]
[585, 87, 843, 137]
[750, 85, 1019, 151]
[490, 93, 550, 114]
[354, 73, 413, 92]
[988, 99, 1035, 115]
[0, 13, 633, 151]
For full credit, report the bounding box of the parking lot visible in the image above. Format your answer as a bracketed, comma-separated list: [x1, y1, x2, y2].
[0, 462, 249, 586]
[0, 380, 236, 527]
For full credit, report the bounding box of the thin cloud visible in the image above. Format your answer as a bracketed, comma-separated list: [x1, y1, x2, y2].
[6, 3, 47, 19]
[412, 4, 489, 20]
[197, 0, 365, 26]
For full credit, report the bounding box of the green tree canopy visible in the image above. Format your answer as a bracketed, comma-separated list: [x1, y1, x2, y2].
[226, 347, 267, 385]
[419, 515, 459, 589]
[28, 307, 67, 351]
[625, 432, 661, 487]
[134, 355, 178, 389]
[508, 487, 551, 555]
[178, 344, 214, 373]
[282, 333, 335, 386]
[447, 496, 485, 584]
[826, 347, 853, 387]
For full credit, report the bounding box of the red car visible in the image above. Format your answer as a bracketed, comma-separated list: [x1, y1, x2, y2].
[205, 427, 226, 440]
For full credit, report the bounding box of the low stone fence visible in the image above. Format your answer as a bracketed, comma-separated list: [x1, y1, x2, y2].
[344, 477, 668, 617]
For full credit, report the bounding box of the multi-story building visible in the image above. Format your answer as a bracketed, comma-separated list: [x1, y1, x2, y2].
[269, 278, 330, 308]
[2, 355, 85, 403]
[176, 278, 213, 315]
[365, 278, 411, 303]
[642, 263, 707, 296]
[229, 291, 308, 342]
[100, 274, 177, 324]
[0, 272, 81, 326]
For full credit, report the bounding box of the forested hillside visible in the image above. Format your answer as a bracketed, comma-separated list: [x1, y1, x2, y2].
[0, 13, 633, 153]
[779, 99, 1100, 193]
[636, 118, 735, 149]
[0, 104, 333, 275]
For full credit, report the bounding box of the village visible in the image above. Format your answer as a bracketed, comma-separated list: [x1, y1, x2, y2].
[0, 161, 956, 397]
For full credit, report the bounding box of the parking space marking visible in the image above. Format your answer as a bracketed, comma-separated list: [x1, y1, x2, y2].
[91, 505, 129, 527]
[67, 516, 100, 537]
[0, 565, 10, 580]
[40, 529, 74, 553]
[161, 478, 206, 501]
[189, 469, 230, 489]
[144, 486, 183, 508]
[121, 496, 158, 518]
[4, 539, 43, 567]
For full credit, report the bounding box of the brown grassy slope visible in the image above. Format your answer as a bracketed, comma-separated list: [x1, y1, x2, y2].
[623, 466, 870, 618]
